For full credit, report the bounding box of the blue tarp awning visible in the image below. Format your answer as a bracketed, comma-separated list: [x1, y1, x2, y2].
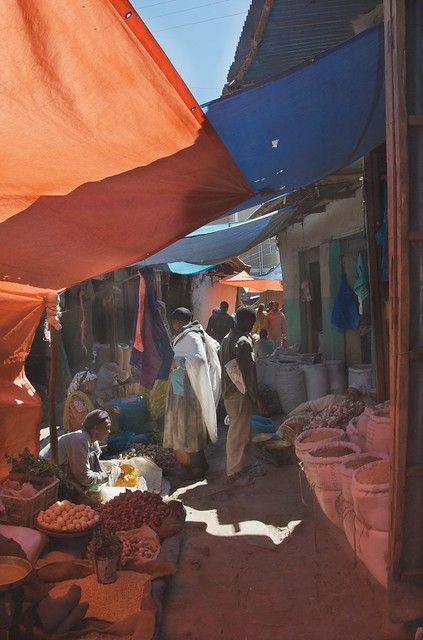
[139, 26, 385, 270]
[137, 206, 297, 268]
[205, 24, 385, 202]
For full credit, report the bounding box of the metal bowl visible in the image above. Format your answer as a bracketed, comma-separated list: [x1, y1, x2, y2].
[0, 556, 32, 591]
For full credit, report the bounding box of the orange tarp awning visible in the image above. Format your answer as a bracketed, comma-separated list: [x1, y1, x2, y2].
[0, 0, 252, 469]
[220, 271, 283, 293]
[0, 283, 57, 476]
[0, 0, 252, 290]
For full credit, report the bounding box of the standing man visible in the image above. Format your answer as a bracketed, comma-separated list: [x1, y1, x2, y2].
[221, 306, 264, 483]
[206, 301, 235, 344]
[266, 301, 286, 347]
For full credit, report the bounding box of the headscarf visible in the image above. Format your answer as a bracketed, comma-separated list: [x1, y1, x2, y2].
[67, 370, 97, 396]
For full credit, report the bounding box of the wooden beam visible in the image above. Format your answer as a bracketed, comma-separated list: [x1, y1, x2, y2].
[384, 0, 410, 582]
[48, 326, 59, 465]
[318, 172, 363, 184]
[223, 0, 274, 93]
[408, 231, 423, 242]
[363, 148, 389, 401]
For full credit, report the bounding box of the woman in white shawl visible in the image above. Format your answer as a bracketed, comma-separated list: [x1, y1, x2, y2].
[163, 308, 221, 479]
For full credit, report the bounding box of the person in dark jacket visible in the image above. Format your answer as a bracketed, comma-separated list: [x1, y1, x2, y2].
[206, 301, 234, 343]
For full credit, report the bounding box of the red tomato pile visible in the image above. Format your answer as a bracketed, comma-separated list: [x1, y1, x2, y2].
[99, 491, 170, 531]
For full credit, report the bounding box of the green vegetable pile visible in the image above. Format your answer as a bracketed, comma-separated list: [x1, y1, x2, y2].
[6, 448, 60, 477]
[90, 525, 122, 558]
[5, 449, 75, 500]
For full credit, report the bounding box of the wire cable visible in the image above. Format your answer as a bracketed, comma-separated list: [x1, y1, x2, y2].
[155, 10, 246, 32]
[138, 0, 179, 9]
[146, 0, 237, 20]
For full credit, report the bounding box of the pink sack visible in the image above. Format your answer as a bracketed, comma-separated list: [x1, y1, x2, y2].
[313, 486, 343, 529]
[365, 410, 390, 454]
[294, 427, 345, 463]
[351, 460, 390, 531]
[342, 499, 356, 548]
[340, 452, 388, 504]
[342, 505, 389, 589]
[346, 418, 366, 451]
[353, 516, 389, 588]
[304, 441, 361, 491]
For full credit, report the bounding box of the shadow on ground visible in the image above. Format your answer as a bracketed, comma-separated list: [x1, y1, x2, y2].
[161, 433, 407, 640]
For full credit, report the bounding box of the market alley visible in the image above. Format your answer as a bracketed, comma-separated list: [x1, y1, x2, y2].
[163, 434, 406, 640]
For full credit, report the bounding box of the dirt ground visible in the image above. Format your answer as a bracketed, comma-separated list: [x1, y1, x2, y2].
[161, 434, 408, 640]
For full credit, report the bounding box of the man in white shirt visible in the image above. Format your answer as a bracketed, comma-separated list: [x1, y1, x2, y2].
[41, 409, 111, 490]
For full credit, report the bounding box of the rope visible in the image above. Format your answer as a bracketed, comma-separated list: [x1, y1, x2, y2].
[45, 293, 62, 330]
[79, 287, 87, 355]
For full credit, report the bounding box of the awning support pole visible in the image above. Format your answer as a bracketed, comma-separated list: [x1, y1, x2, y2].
[48, 325, 59, 465]
[46, 294, 61, 465]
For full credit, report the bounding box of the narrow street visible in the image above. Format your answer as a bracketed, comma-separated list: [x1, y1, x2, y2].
[163, 434, 406, 640]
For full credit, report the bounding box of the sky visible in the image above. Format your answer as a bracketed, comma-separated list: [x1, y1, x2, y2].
[132, 0, 252, 105]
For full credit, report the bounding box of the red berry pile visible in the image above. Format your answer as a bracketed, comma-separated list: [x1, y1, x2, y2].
[99, 491, 170, 532]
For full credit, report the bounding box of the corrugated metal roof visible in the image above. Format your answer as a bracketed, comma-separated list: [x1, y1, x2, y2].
[227, 0, 382, 87]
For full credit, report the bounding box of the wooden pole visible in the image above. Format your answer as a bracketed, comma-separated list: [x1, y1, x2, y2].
[363, 148, 389, 402]
[48, 324, 59, 465]
[106, 277, 119, 364]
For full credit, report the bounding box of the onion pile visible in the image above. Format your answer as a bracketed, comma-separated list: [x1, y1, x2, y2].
[99, 491, 170, 531]
[307, 399, 364, 431]
[38, 500, 99, 532]
[121, 538, 158, 564]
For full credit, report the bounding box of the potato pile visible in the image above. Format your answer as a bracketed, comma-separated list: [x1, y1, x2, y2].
[37, 500, 99, 532]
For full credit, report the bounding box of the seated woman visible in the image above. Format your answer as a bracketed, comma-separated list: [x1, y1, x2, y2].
[41, 410, 110, 494]
[63, 370, 97, 431]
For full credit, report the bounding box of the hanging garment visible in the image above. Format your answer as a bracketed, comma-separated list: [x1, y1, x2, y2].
[375, 187, 388, 282]
[353, 252, 369, 314]
[130, 270, 174, 389]
[331, 271, 360, 331]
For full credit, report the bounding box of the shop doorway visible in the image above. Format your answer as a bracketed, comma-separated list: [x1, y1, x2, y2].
[302, 247, 322, 353]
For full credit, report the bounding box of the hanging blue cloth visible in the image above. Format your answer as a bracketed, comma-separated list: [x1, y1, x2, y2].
[331, 271, 360, 331]
[375, 186, 388, 282]
[130, 268, 174, 389]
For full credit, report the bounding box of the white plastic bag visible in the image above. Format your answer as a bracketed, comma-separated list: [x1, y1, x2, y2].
[224, 358, 246, 394]
[101, 457, 162, 493]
